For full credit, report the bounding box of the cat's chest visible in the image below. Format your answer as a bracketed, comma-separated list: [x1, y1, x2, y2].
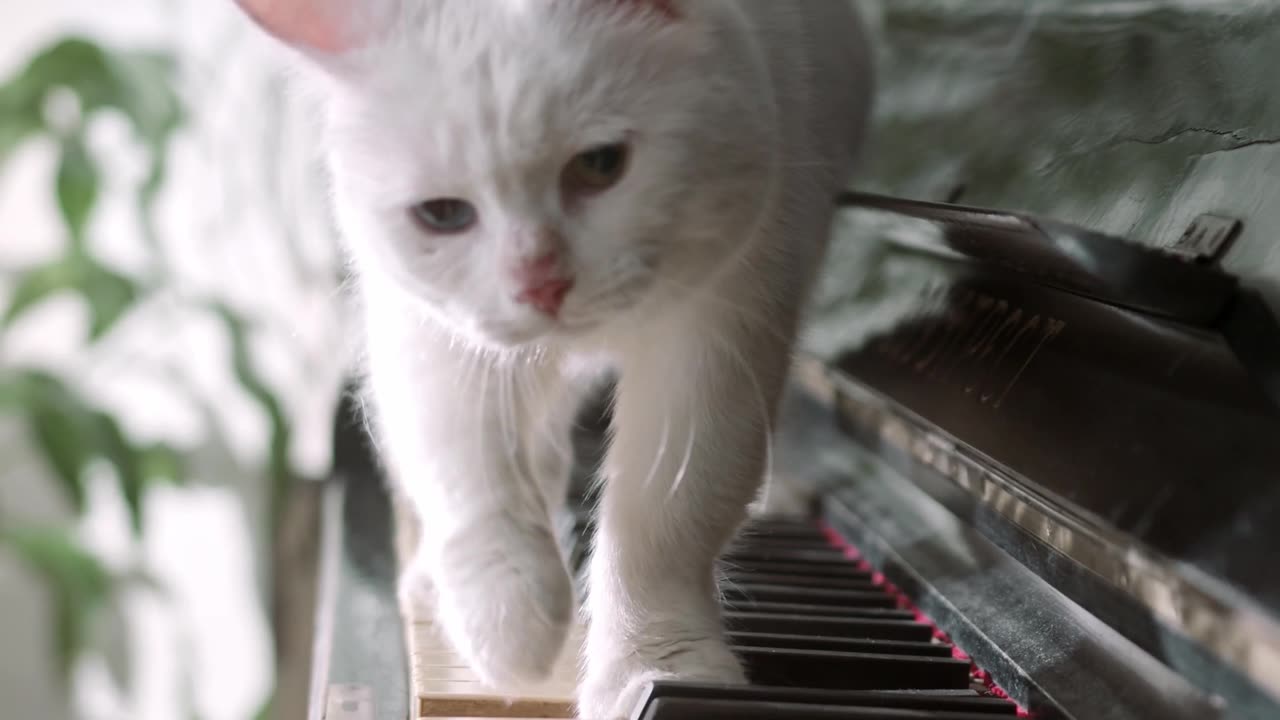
[561, 349, 615, 384]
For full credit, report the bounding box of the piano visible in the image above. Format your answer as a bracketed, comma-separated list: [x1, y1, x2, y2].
[301, 4, 1280, 719]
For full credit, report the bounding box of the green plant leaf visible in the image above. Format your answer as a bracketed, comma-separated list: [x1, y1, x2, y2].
[2, 259, 79, 329]
[100, 50, 183, 150]
[208, 304, 296, 518]
[89, 410, 146, 533]
[1, 371, 98, 513]
[1, 256, 139, 341]
[0, 38, 181, 144]
[252, 693, 273, 720]
[138, 443, 184, 486]
[56, 134, 98, 246]
[27, 402, 93, 513]
[7, 39, 114, 112]
[0, 37, 183, 258]
[81, 262, 138, 340]
[0, 526, 113, 676]
[0, 371, 181, 529]
[0, 89, 42, 162]
[83, 415, 184, 533]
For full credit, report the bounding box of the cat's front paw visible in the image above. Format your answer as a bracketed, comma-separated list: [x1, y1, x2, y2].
[577, 624, 745, 719]
[434, 517, 575, 687]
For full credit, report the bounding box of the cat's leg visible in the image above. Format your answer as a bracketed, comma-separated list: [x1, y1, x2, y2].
[520, 371, 591, 561]
[577, 297, 799, 718]
[369, 321, 575, 686]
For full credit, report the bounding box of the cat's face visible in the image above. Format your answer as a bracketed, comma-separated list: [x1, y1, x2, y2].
[244, 1, 752, 350]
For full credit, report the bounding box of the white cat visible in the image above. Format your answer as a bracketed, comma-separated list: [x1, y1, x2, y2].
[232, 1, 873, 716]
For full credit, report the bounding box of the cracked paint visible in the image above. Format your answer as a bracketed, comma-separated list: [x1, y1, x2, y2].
[806, 0, 1280, 361]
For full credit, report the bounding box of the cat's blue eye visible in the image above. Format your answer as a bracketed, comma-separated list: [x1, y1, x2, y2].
[411, 198, 477, 234]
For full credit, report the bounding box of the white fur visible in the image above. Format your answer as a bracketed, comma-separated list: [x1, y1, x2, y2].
[235, 1, 873, 716]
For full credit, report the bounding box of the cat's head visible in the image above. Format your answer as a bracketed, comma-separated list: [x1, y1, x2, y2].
[238, 0, 774, 350]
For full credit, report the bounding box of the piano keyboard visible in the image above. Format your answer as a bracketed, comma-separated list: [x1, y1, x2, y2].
[406, 516, 1024, 719]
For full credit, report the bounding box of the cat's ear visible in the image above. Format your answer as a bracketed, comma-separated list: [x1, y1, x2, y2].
[234, 0, 393, 54]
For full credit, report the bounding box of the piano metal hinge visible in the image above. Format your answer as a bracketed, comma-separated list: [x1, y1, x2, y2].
[1167, 213, 1242, 263]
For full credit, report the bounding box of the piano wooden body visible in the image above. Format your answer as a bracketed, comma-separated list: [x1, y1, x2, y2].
[303, 3, 1280, 719]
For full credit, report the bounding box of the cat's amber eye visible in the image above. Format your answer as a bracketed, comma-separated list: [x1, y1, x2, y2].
[564, 143, 629, 194]
[411, 198, 477, 234]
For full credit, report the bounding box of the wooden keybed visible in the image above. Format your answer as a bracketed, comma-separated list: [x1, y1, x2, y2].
[406, 611, 582, 719]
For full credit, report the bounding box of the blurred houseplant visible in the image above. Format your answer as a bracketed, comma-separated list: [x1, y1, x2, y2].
[0, 31, 334, 719]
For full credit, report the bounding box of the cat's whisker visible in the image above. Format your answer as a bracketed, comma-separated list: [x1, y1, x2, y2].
[665, 410, 698, 503]
[461, 346, 482, 393]
[476, 352, 495, 506]
[641, 412, 672, 491]
[560, 272, 653, 322]
[564, 278, 643, 313]
[558, 296, 636, 328]
[496, 364, 527, 499]
[715, 568, 746, 608]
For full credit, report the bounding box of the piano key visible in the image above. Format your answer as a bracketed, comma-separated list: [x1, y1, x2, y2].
[728, 604, 915, 621]
[726, 600, 904, 619]
[739, 646, 973, 691]
[725, 612, 934, 640]
[739, 524, 831, 539]
[743, 518, 829, 533]
[407, 513, 1010, 719]
[732, 541, 849, 556]
[735, 533, 841, 547]
[722, 560, 872, 579]
[631, 681, 1018, 717]
[723, 583, 897, 607]
[725, 548, 852, 566]
[637, 696, 1008, 720]
[726, 631, 954, 657]
[723, 572, 879, 591]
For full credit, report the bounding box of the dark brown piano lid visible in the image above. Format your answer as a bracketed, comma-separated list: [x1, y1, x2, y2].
[832, 192, 1280, 611]
[838, 191, 1239, 327]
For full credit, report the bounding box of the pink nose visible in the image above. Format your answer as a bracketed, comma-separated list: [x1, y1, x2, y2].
[516, 277, 573, 316]
[511, 252, 573, 316]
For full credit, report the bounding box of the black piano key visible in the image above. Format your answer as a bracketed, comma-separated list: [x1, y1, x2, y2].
[631, 681, 1018, 718]
[725, 612, 933, 641]
[724, 572, 879, 591]
[726, 548, 852, 566]
[739, 526, 831, 541]
[723, 560, 872, 579]
[726, 601, 905, 619]
[724, 583, 896, 607]
[639, 696, 1007, 720]
[740, 646, 972, 691]
[732, 541, 848, 556]
[735, 533, 840, 548]
[731, 604, 915, 621]
[727, 631, 954, 658]
[743, 518, 826, 533]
